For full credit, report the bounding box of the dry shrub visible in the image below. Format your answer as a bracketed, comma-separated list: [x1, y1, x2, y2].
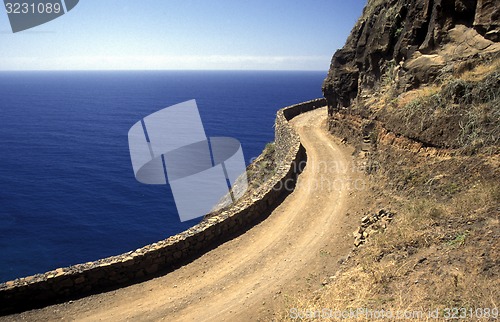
[278, 178, 499, 321]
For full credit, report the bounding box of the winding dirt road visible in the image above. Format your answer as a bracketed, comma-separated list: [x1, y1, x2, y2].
[3, 107, 363, 321]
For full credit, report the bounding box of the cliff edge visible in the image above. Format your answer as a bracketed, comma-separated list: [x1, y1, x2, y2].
[323, 0, 499, 112]
[295, 0, 500, 314]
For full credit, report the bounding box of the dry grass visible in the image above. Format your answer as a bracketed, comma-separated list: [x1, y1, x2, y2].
[206, 142, 276, 217]
[395, 86, 441, 108]
[278, 179, 499, 321]
[457, 57, 500, 82]
[376, 62, 500, 153]
[277, 57, 500, 316]
[384, 56, 500, 111]
[246, 142, 276, 190]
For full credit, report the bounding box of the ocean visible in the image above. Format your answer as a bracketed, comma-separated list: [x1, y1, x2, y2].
[0, 70, 325, 282]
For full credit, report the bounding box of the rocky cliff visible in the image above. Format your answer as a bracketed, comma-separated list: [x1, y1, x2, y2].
[312, 0, 500, 312]
[322, 0, 500, 153]
[323, 0, 499, 115]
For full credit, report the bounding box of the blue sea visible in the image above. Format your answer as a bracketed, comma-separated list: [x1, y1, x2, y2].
[0, 70, 325, 282]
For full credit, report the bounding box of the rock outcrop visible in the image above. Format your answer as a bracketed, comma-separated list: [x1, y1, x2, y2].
[323, 0, 500, 115]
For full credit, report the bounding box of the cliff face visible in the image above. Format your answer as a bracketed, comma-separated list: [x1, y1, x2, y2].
[287, 1, 500, 314]
[323, 0, 500, 114]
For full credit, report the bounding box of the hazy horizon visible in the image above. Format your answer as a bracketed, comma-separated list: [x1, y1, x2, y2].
[0, 0, 367, 71]
[0, 68, 329, 72]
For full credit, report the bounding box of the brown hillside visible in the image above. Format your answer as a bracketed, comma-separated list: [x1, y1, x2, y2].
[280, 0, 500, 319]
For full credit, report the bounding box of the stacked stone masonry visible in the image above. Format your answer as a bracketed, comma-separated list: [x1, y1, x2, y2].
[0, 98, 327, 313]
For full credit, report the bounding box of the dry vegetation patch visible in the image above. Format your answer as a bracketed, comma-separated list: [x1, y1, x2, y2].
[278, 58, 499, 322]
[378, 57, 500, 154]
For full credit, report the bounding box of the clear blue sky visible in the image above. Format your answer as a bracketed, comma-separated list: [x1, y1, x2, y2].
[0, 0, 367, 70]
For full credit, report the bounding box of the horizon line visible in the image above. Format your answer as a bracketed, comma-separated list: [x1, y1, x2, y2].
[0, 68, 328, 72]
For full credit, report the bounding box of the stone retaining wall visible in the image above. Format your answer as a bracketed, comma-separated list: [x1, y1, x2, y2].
[0, 98, 326, 314]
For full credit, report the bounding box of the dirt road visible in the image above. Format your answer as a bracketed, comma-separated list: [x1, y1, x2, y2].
[4, 107, 363, 321]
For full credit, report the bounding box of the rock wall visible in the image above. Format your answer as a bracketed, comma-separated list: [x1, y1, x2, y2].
[0, 98, 326, 314]
[322, 0, 500, 114]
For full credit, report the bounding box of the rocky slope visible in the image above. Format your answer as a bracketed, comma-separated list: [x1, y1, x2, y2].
[323, 0, 499, 115]
[322, 0, 500, 153]
[297, 0, 500, 316]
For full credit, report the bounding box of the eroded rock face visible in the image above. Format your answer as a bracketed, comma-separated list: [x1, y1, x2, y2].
[322, 0, 500, 113]
[475, 0, 500, 41]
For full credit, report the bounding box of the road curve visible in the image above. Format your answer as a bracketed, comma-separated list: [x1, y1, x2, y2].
[3, 107, 360, 322]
